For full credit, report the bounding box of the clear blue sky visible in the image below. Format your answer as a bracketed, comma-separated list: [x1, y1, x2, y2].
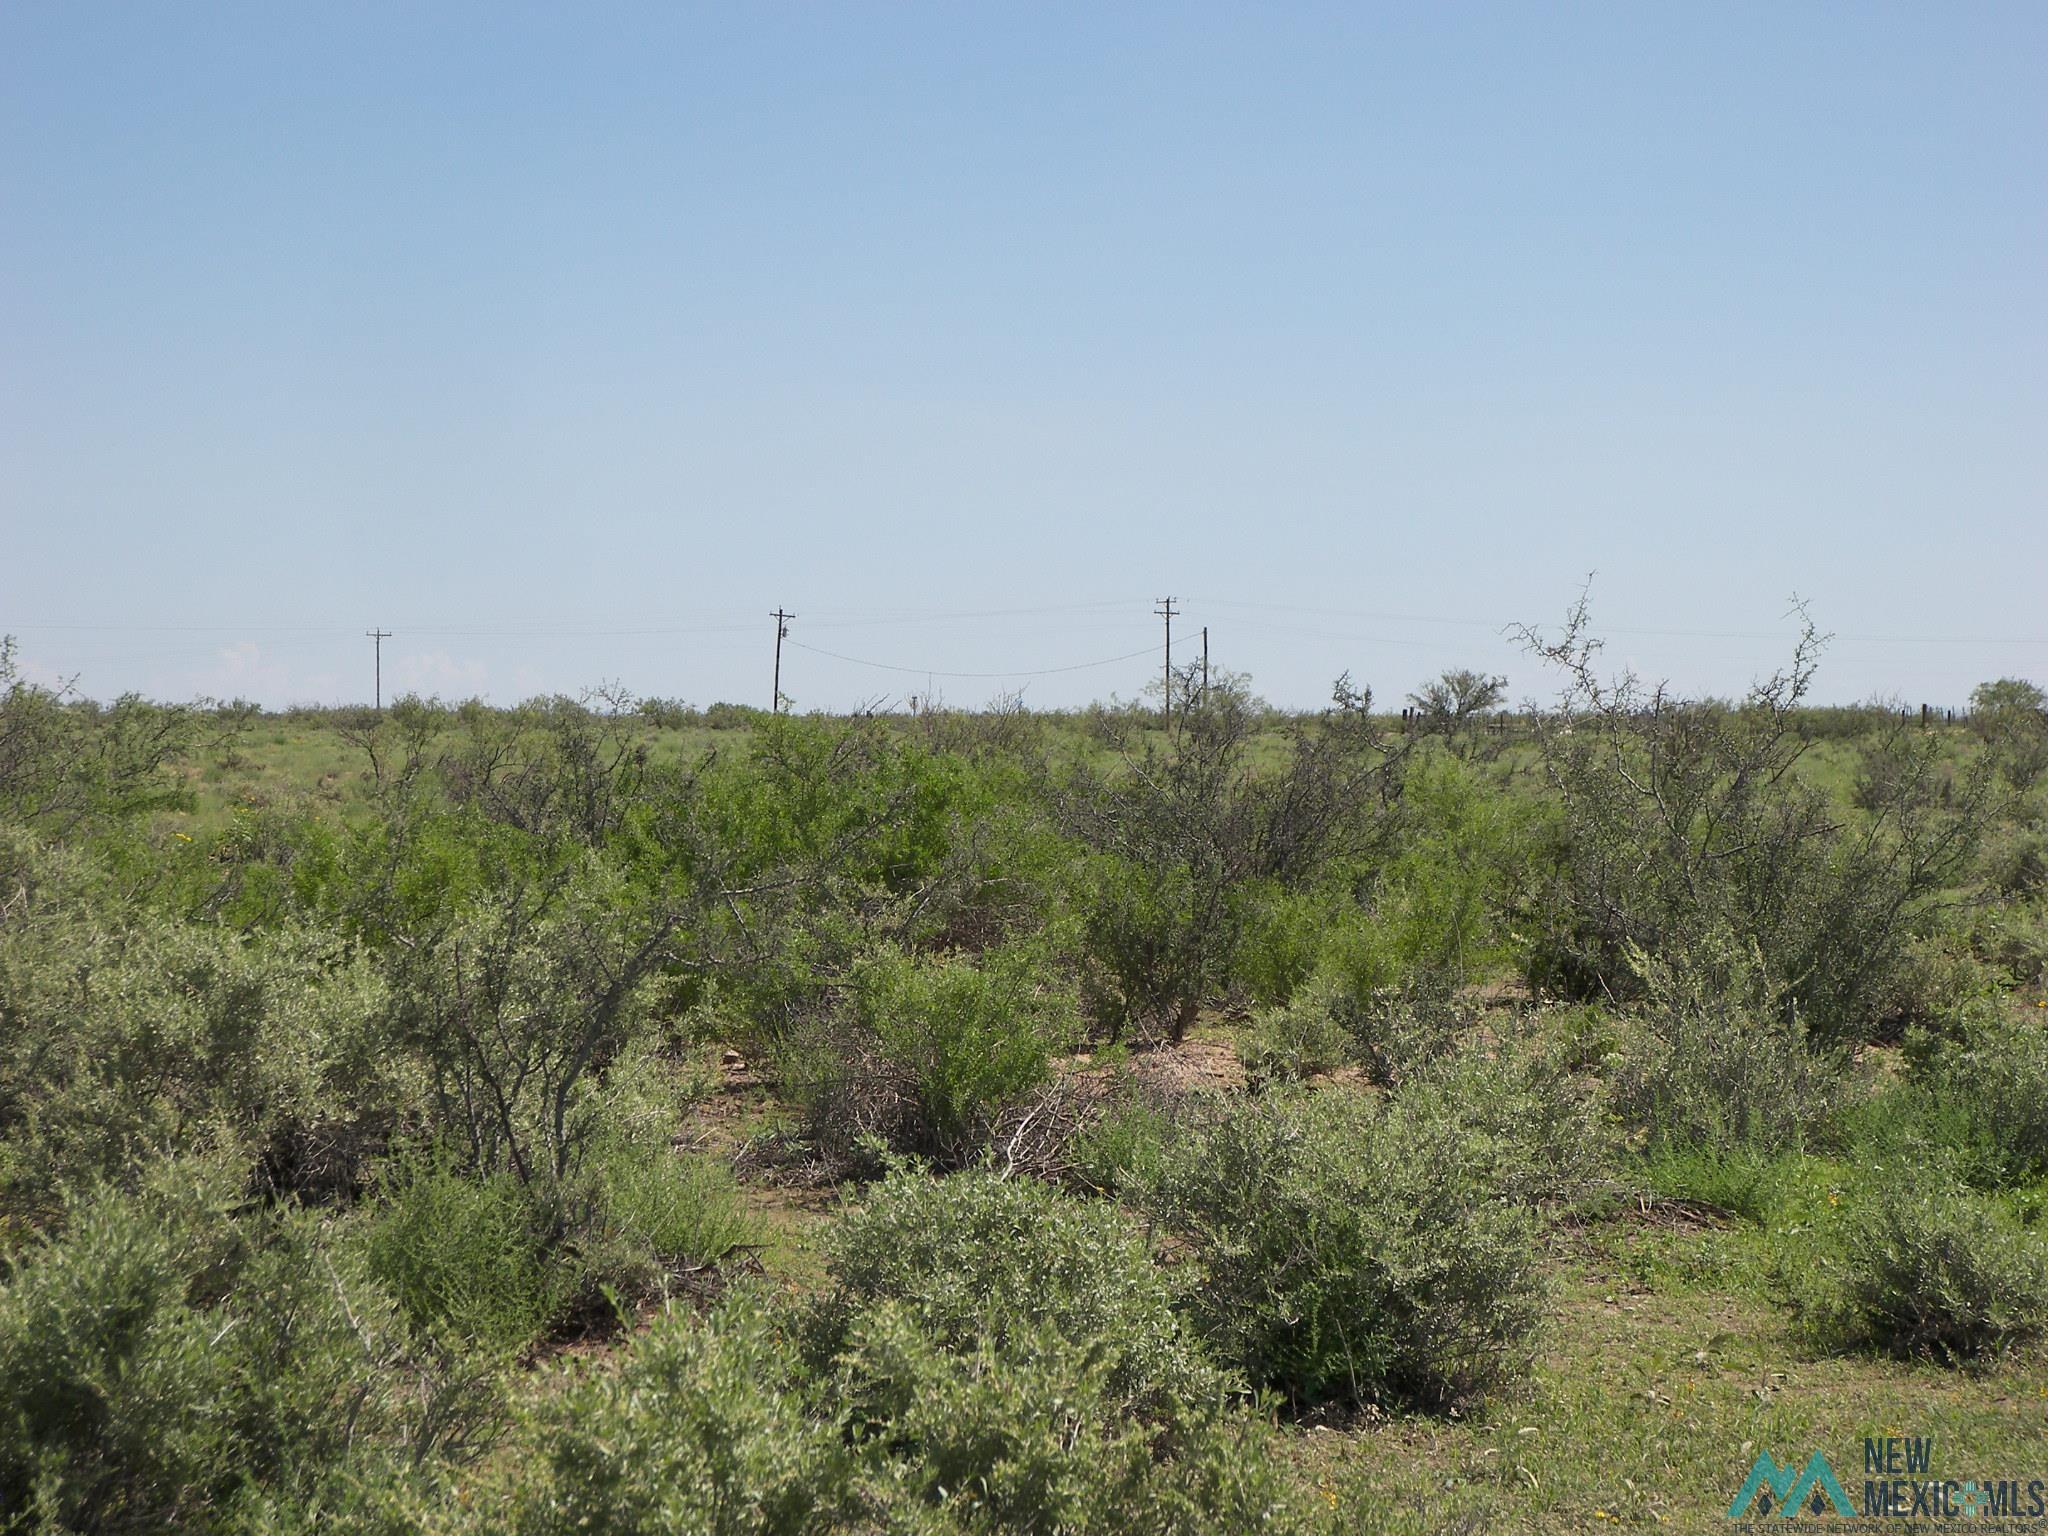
[3, 3, 2042, 711]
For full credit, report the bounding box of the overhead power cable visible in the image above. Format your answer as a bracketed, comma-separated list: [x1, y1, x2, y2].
[3, 620, 762, 639]
[785, 640, 1156, 680]
[1184, 598, 2048, 648]
[12, 600, 2047, 649]
[1, 601, 1149, 640]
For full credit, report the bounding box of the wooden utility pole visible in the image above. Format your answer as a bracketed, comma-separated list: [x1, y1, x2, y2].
[365, 628, 391, 711]
[770, 609, 793, 713]
[1154, 597, 1177, 728]
[1201, 625, 1209, 707]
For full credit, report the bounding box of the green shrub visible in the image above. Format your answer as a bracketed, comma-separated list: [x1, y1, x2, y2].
[0, 641, 203, 833]
[806, 1168, 1309, 1534]
[1968, 895, 2048, 992]
[1518, 601, 1997, 1040]
[1971, 677, 2048, 790]
[520, 1165, 1312, 1533]
[515, 1295, 842, 1536]
[1976, 817, 2048, 898]
[371, 846, 685, 1188]
[1865, 932, 1997, 1037]
[810, 1167, 1228, 1418]
[189, 800, 348, 932]
[1237, 973, 1354, 1086]
[579, 1133, 753, 1304]
[1799, 1162, 2048, 1362]
[786, 945, 1078, 1167]
[0, 880, 400, 1219]
[1067, 677, 1405, 1043]
[1612, 1006, 1845, 1158]
[563, 1042, 750, 1299]
[1322, 963, 1470, 1089]
[517, 1259, 1312, 1536]
[1066, 1085, 1177, 1194]
[1148, 1088, 1543, 1408]
[1549, 1002, 1621, 1071]
[1078, 854, 1222, 1043]
[1296, 903, 1400, 1004]
[835, 1302, 1308, 1535]
[1900, 1010, 2048, 1186]
[1235, 883, 1340, 1007]
[0, 1159, 488, 1532]
[1235, 908, 1463, 1092]
[1394, 1046, 1611, 1207]
[363, 1154, 570, 1352]
[1609, 942, 1848, 1157]
[1235, 861, 1498, 1036]
[1369, 749, 1525, 983]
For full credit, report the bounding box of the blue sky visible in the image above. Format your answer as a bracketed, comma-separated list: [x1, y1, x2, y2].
[3, 3, 2042, 710]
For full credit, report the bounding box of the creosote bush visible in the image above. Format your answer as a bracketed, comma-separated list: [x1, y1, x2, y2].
[1147, 1087, 1543, 1409]
[0, 1158, 492, 1533]
[1798, 1161, 2048, 1362]
[519, 1171, 1310, 1535]
[1237, 973, 1353, 1086]
[1393, 1045, 1612, 1208]
[516, 1297, 842, 1536]
[1610, 941, 1849, 1158]
[809, 1168, 1304, 1533]
[828, 1304, 1303, 1535]
[0, 866, 400, 1219]
[784, 944, 1078, 1168]
[363, 1153, 570, 1353]
[808, 1166, 1229, 1417]
[1896, 1008, 2048, 1186]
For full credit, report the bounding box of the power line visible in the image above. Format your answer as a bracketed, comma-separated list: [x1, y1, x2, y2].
[799, 599, 1144, 628]
[0, 601, 1147, 640]
[1223, 617, 1458, 651]
[1, 619, 761, 640]
[1184, 598, 2048, 648]
[9, 603, 2048, 648]
[785, 639, 1156, 680]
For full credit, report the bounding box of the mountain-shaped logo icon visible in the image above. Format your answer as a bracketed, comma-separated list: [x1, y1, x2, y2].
[1726, 1449, 1857, 1519]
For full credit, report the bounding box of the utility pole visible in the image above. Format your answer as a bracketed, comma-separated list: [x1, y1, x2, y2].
[770, 609, 793, 714]
[365, 629, 391, 711]
[1201, 626, 1209, 707]
[1154, 596, 1177, 729]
